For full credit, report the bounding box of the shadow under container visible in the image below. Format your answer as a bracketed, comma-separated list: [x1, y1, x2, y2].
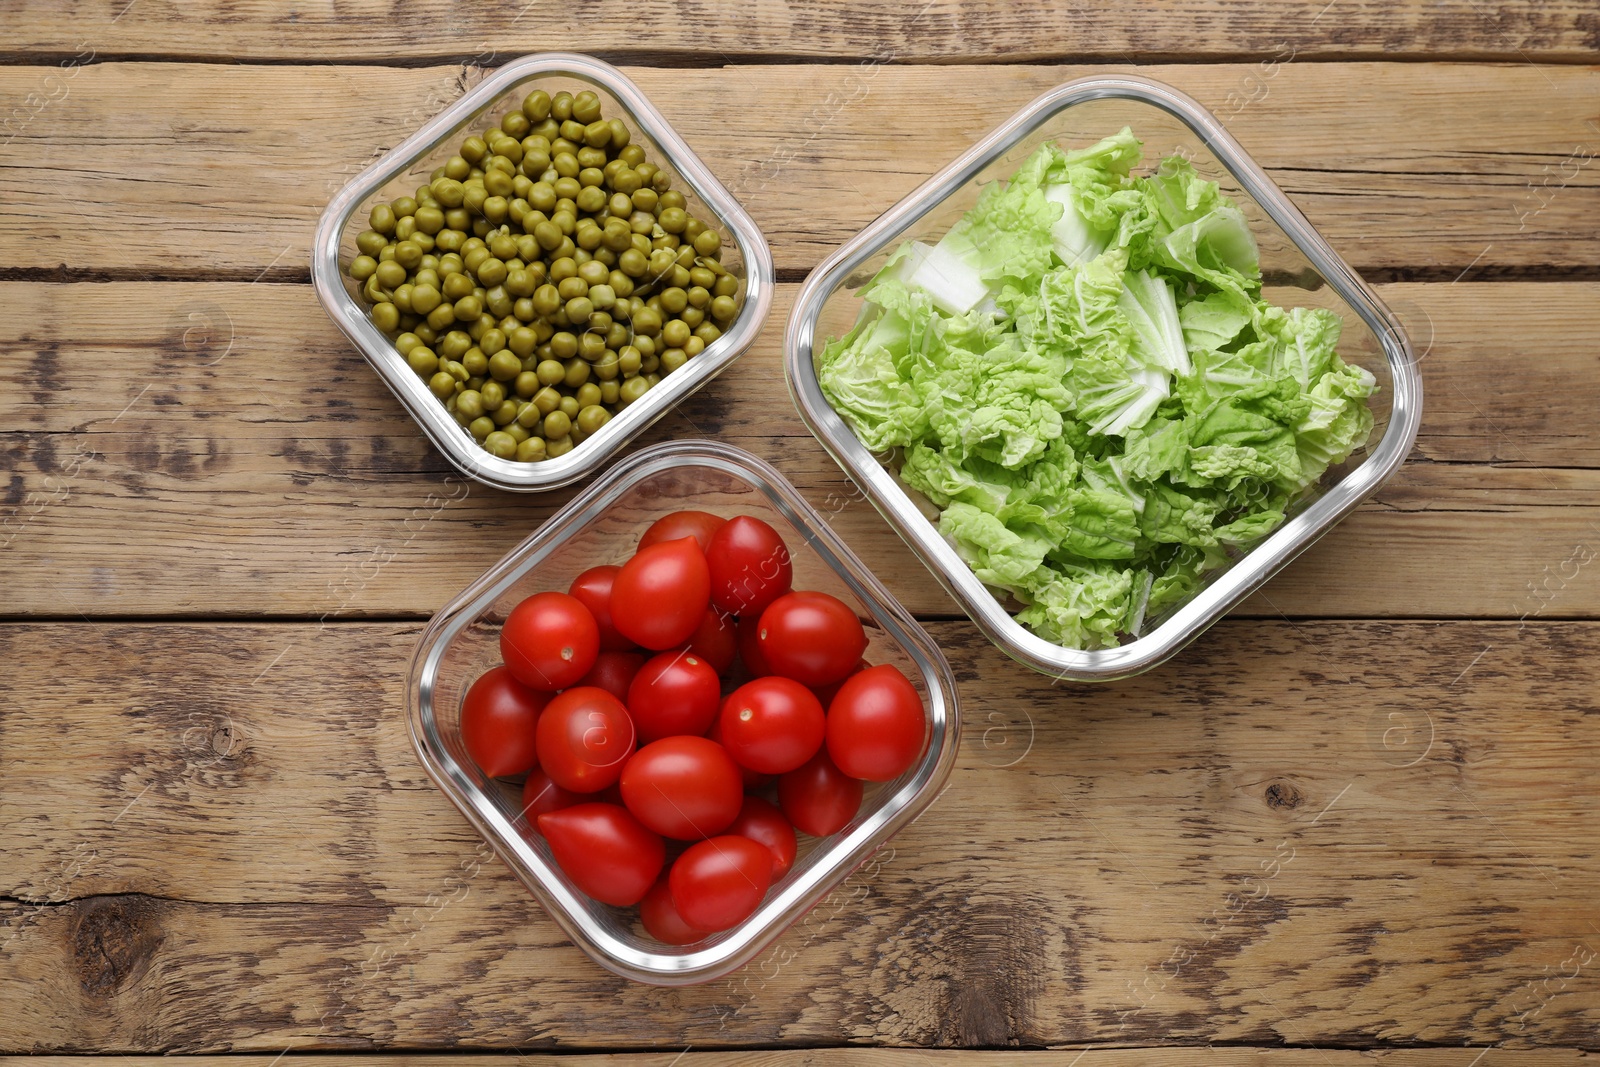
[313, 53, 775, 493]
[406, 440, 961, 985]
[785, 74, 1422, 683]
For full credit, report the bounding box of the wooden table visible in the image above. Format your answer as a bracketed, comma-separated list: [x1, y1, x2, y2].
[2, 3, 1598, 1063]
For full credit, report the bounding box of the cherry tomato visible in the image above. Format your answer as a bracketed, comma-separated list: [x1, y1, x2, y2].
[535, 686, 636, 793]
[669, 834, 774, 932]
[735, 612, 771, 678]
[620, 735, 744, 839]
[706, 713, 774, 790]
[640, 876, 702, 945]
[639, 510, 727, 553]
[778, 748, 863, 837]
[811, 659, 870, 709]
[576, 650, 646, 703]
[501, 591, 600, 690]
[719, 676, 825, 775]
[825, 664, 927, 781]
[568, 565, 636, 652]
[706, 515, 793, 618]
[725, 795, 797, 879]
[460, 665, 550, 778]
[538, 802, 664, 906]
[520, 768, 586, 829]
[627, 650, 722, 743]
[684, 608, 737, 676]
[612, 536, 711, 650]
[757, 591, 868, 688]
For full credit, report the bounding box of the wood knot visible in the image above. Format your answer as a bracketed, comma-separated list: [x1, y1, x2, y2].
[71, 895, 163, 996]
[1265, 780, 1304, 810]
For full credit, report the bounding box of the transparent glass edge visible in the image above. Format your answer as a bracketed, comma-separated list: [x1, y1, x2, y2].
[312, 54, 776, 495]
[782, 74, 1423, 682]
[407, 440, 960, 983]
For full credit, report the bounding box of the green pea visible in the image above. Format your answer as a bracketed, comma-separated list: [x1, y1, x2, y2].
[543, 409, 572, 439]
[516, 436, 548, 461]
[489, 351, 522, 381]
[565, 296, 593, 323]
[660, 347, 688, 374]
[483, 430, 517, 458]
[407, 346, 439, 376]
[476, 257, 508, 287]
[523, 90, 552, 121]
[710, 294, 738, 322]
[429, 370, 457, 399]
[431, 178, 466, 208]
[659, 315, 691, 348]
[350, 255, 378, 281]
[456, 390, 486, 419]
[619, 376, 651, 405]
[371, 301, 400, 332]
[632, 306, 662, 335]
[694, 229, 722, 257]
[535, 357, 566, 385]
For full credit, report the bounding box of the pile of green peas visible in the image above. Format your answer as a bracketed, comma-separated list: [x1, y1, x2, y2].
[347, 87, 744, 463]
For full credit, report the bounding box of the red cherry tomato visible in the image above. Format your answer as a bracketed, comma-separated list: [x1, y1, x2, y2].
[521, 768, 586, 829]
[684, 608, 737, 676]
[501, 591, 600, 691]
[639, 510, 727, 553]
[620, 735, 744, 840]
[535, 686, 636, 793]
[460, 665, 550, 778]
[568, 565, 636, 653]
[706, 515, 794, 618]
[719, 676, 825, 775]
[612, 536, 712, 650]
[627, 650, 722, 743]
[757, 591, 868, 688]
[538, 802, 664, 906]
[825, 664, 927, 781]
[725, 795, 797, 879]
[576, 650, 646, 703]
[669, 835, 774, 932]
[736, 613, 771, 678]
[778, 748, 863, 837]
[706, 713, 774, 790]
[811, 659, 870, 709]
[640, 876, 703, 945]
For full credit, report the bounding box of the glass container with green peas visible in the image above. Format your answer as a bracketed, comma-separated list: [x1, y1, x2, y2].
[330, 62, 761, 481]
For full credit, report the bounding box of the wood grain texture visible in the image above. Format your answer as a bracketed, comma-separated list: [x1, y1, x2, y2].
[5, 0, 1598, 63]
[1, 280, 1597, 620]
[1, 1055, 1593, 1067]
[2, 620, 1598, 1050]
[1, 63, 1597, 278]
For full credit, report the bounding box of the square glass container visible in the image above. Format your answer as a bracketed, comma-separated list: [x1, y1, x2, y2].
[406, 440, 961, 985]
[313, 53, 775, 493]
[784, 75, 1422, 682]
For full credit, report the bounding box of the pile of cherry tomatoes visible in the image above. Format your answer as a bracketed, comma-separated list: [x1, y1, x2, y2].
[459, 510, 928, 943]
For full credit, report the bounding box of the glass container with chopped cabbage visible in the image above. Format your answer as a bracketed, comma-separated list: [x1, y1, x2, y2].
[816, 128, 1377, 651]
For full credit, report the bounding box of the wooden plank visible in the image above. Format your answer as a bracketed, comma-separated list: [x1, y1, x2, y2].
[2, 620, 1598, 1050]
[2, 280, 1598, 620]
[0, 1055, 1591, 1067]
[1, 62, 1597, 277]
[4, 1, 1596, 63]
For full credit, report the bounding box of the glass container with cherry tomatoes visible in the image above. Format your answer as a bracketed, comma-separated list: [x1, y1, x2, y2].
[408, 441, 959, 986]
